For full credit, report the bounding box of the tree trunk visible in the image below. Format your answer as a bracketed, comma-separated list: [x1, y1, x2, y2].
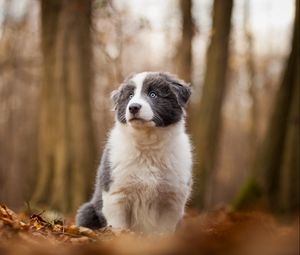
[275, 0, 299, 213]
[192, 0, 233, 210]
[32, 0, 96, 212]
[278, 64, 299, 213]
[174, 0, 194, 82]
[256, 0, 298, 210]
[233, 0, 299, 214]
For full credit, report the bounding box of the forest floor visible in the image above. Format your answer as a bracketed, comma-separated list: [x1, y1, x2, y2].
[0, 204, 298, 255]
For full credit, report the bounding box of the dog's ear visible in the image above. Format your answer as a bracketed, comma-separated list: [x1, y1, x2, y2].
[164, 74, 192, 108]
[111, 89, 120, 110]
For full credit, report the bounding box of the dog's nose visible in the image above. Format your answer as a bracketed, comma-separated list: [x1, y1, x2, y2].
[129, 103, 142, 114]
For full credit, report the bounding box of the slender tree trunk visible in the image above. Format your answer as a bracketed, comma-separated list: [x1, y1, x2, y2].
[192, 0, 233, 210]
[32, 0, 96, 212]
[243, 0, 258, 148]
[175, 0, 194, 82]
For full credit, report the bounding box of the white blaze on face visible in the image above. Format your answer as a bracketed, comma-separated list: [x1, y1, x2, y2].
[125, 72, 154, 122]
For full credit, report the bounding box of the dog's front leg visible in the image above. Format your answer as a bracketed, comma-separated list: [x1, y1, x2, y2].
[156, 200, 185, 234]
[102, 192, 129, 229]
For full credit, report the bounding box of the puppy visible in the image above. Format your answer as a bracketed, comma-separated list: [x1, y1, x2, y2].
[76, 72, 193, 234]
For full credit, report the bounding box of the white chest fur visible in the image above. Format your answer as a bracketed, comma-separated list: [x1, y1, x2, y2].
[102, 120, 192, 234]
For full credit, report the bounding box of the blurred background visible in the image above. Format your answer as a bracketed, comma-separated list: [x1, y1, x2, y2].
[0, 0, 298, 218]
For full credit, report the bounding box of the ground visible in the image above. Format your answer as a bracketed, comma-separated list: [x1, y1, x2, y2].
[0, 205, 298, 255]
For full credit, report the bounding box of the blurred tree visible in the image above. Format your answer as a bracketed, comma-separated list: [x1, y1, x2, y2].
[234, 0, 299, 214]
[32, 0, 96, 212]
[260, 0, 299, 213]
[278, 63, 299, 214]
[192, 0, 233, 210]
[0, 2, 39, 210]
[175, 0, 194, 82]
[243, 0, 258, 148]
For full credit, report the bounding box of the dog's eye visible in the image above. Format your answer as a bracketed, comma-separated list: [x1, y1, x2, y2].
[149, 91, 157, 98]
[129, 93, 134, 99]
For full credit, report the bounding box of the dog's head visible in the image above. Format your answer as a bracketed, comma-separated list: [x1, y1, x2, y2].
[111, 72, 191, 128]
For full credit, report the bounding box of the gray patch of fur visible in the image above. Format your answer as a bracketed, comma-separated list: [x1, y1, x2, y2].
[98, 146, 112, 192]
[157, 72, 191, 107]
[76, 145, 112, 229]
[143, 72, 191, 126]
[76, 202, 107, 229]
[112, 83, 135, 123]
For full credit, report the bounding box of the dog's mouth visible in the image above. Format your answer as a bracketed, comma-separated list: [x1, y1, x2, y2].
[128, 117, 147, 122]
[128, 117, 155, 128]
